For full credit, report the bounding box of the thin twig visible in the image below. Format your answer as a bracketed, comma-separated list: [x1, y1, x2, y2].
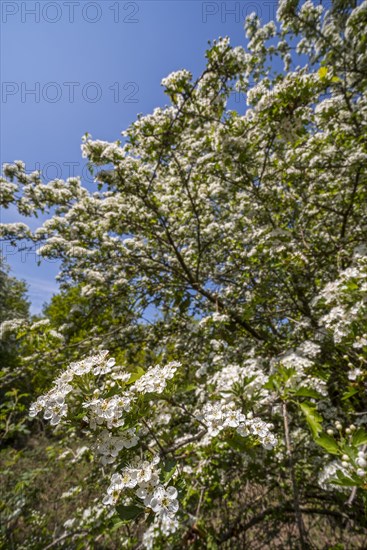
[140, 418, 166, 455]
[43, 531, 87, 550]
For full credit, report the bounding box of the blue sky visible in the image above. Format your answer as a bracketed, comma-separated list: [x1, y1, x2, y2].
[1, 0, 276, 314]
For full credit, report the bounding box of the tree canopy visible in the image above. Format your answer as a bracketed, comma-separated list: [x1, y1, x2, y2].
[1, 0, 367, 547]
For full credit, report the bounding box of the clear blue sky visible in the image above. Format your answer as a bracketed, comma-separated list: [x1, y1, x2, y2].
[0, 0, 276, 314]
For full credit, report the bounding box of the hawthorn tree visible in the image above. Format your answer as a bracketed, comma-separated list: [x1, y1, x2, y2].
[1, 0, 367, 547]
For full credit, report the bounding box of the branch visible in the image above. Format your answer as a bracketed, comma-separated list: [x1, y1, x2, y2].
[218, 501, 348, 545]
[43, 531, 88, 550]
[282, 402, 308, 549]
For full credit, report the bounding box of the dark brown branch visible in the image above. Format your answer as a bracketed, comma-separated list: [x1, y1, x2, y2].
[218, 502, 348, 545]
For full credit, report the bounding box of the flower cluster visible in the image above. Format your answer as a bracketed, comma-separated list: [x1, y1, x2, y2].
[30, 355, 181, 429]
[196, 401, 277, 449]
[340, 448, 367, 479]
[208, 358, 269, 402]
[97, 429, 139, 465]
[29, 350, 111, 425]
[103, 456, 179, 519]
[313, 251, 367, 344]
[142, 514, 179, 550]
[130, 362, 180, 394]
[319, 448, 367, 491]
[83, 393, 133, 430]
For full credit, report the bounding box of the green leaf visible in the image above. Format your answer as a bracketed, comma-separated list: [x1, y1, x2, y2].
[352, 428, 367, 447]
[330, 470, 358, 487]
[293, 387, 322, 399]
[182, 383, 196, 392]
[318, 67, 328, 79]
[315, 433, 339, 454]
[127, 367, 145, 384]
[279, 366, 297, 381]
[205, 533, 219, 550]
[328, 476, 355, 487]
[116, 504, 144, 522]
[263, 378, 275, 391]
[341, 388, 359, 401]
[227, 432, 255, 452]
[163, 458, 177, 482]
[110, 520, 127, 533]
[346, 280, 359, 291]
[299, 402, 322, 438]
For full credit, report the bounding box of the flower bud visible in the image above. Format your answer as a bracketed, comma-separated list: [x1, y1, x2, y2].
[357, 468, 365, 477]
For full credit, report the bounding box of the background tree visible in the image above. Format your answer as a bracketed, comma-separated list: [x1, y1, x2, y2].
[0, 258, 30, 442]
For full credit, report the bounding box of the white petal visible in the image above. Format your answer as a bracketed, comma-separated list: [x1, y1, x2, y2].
[166, 486, 178, 499]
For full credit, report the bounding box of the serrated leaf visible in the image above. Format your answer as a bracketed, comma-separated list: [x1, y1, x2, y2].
[299, 402, 322, 438]
[116, 504, 144, 522]
[315, 433, 339, 454]
[352, 428, 367, 447]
